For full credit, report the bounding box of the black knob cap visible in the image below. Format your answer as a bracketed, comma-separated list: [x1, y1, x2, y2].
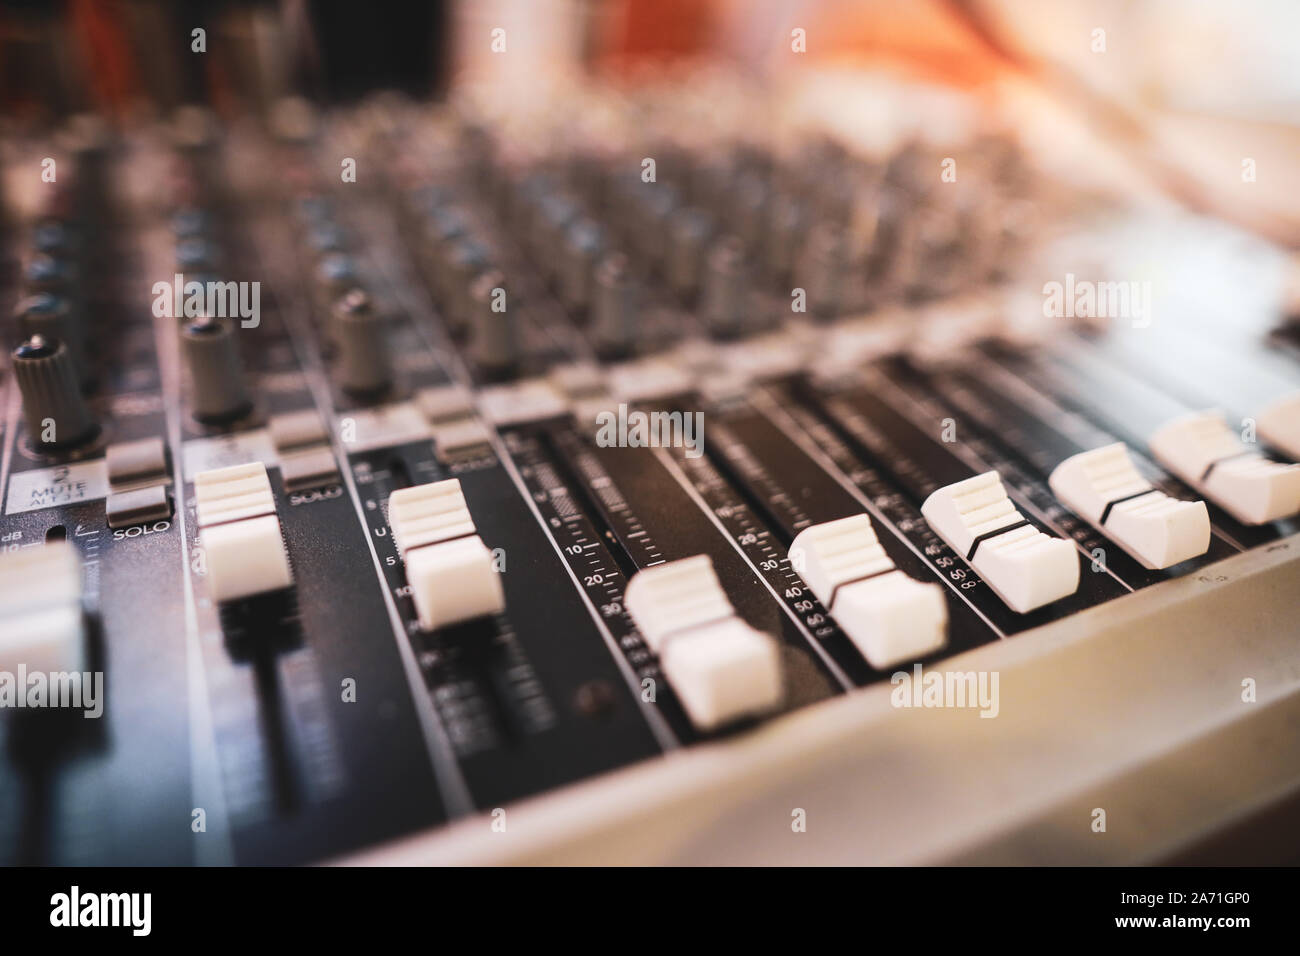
[305, 222, 348, 260]
[175, 237, 220, 272]
[13, 335, 97, 448]
[24, 254, 78, 297]
[171, 207, 210, 239]
[33, 219, 75, 256]
[182, 317, 253, 423]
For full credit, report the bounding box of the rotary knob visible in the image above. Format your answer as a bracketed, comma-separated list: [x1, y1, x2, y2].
[467, 269, 520, 378]
[559, 219, 606, 314]
[591, 253, 640, 359]
[440, 239, 493, 335]
[15, 293, 89, 389]
[666, 207, 714, 303]
[764, 193, 805, 283]
[332, 289, 392, 396]
[701, 235, 751, 339]
[798, 223, 849, 320]
[182, 316, 253, 423]
[12, 335, 97, 448]
[422, 206, 468, 284]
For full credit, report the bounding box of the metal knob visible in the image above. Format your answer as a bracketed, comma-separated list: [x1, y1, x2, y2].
[15, 293, 89, 389]
[701, 236, 751, 339]
[467, 269, 520, 377]
[591, 253, 640, 359]
[332, 290, 392, 397]
[182, 316, 253, 423]
[559, 219, 605, 314]
[13, 335, 97, 448]
[666, 207, 714, 302]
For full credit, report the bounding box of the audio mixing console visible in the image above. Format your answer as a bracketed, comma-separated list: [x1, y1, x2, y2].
[1, 77, 1298, 866]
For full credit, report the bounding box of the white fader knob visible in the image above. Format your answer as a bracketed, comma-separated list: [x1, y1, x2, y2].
[1149, 410, 1300, 525]
[921, 471, 1079, 613]
[387, 479, 504, 631]
[624, 554, 782, 732]
[788, 514, 946, 669]
[0, 540, 85, 674]
[195, 462, 294, 602]
[1050, 444, 1210, 570]
[1258, 392, 1300, 462]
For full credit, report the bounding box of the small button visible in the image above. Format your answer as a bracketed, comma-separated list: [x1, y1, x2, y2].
[279, 447, 340, 492]
[107, 485, 173, 529]
[268, 409, 329, 452]
[414, 385, 475, 423]
[432, 419, 492, 462]
[106, 437, 168, 487]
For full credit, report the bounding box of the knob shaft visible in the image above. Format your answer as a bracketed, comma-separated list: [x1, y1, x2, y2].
[591, 253, 639, 359]
[332, 290, 392, 396]
[182, 317, 253, 423]
[701, 236, 751, 339]
[799, 223, 849, 320]
[666, 207, 714, 302]
[558, 219, 605, 313]
[467, 270, 520, 377]
[13, 335, 97, 447]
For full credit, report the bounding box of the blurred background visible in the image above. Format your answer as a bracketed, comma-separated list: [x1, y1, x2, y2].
[2, 0, 1298, 247]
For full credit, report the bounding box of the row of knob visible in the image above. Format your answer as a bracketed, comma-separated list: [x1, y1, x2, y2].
[12, 207, 99, 447]
[13, 195, 409, 449]
[458, 128, 1033, 338]
[295, 201, 398, 396]
[405, 193, 530, 374]
[9, 315, 260, 447]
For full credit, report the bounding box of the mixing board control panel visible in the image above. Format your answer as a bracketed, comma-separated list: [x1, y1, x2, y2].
[1, 85, 1297, 865]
